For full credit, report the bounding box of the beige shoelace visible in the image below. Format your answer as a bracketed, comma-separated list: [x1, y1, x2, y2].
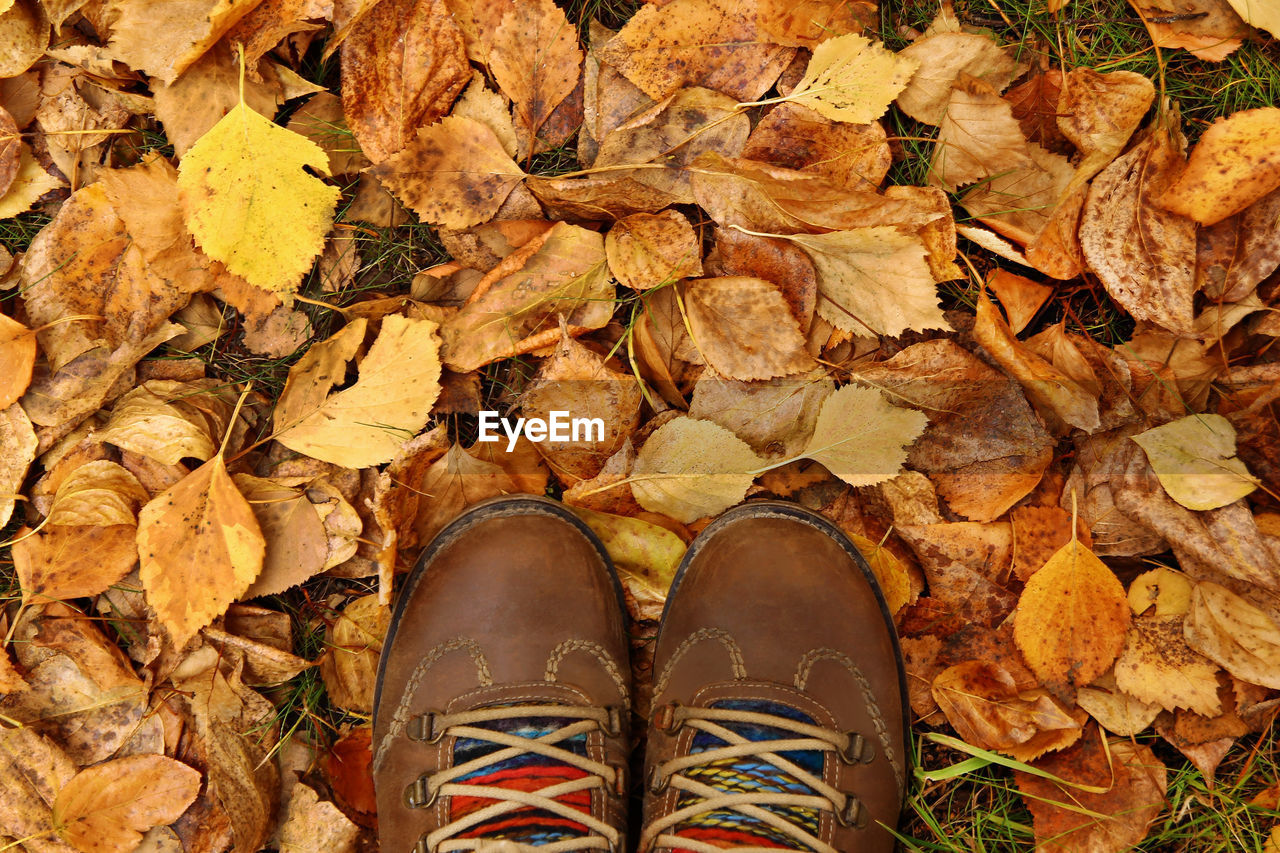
[639, 705, 872, 853]
[406, 704, 622, 853]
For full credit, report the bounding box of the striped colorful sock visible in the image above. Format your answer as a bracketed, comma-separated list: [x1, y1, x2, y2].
[448, 714, 592, 845]
[669, 699, 823, 851]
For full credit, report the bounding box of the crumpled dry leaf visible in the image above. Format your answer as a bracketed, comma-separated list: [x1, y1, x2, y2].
[960, 142, 1074, 255]
[896, 32, 1016, 125]
[0, 104, 19, 198]
[98, 381, 222, 466]
[1184, 582, 1280, 689]
[780, 33, 917, 124]
[974, 289, 1101, 434]
[1058, 68, 1155, 184]
[1195, 188, 1280, 301]
[235, 475, 330, 599]
[106, 0, 261, 83]
[410, 443, 528, 544]
[489, 0, 581, 157]
[0, 727, 78, 853]
[631, 417, 762, 523]
[1132, 414, 1257, 511]
[853, 340, 1054, 522]
[684, 277, 817, 380]
[0, 142, 63, 220]
[930, 73, 1034, 192]
[1081, 110, 1197, 335]
[520, 334, 642, 482]
[599, 0, 794, 101]
[1157, 107, 1280, 225]
[53, 755, 201, 853]
[137, 454, 265, 647]
[320, 594, 389, 713]
[605, 210, 703, 290]
[740, 102, 891, 192]
[932, 660, 1084, 761]
[1076, 670, 1161, 737]
[0, 1, 46, 79]
[275, 783, 359, 853]
[0, 401, 36, 529]
[1116, 614, 1223, 717]
[1130, 0, 1247, 62]
[275, 315, 443, 468]
[339, 0, 468, 163]
[1014, 538, 1131, 694]
[1015, 731, 1167, 853]
[441, 223, 612, 372]
[802, 385, 927, 487]
[178, 101, 340, 295]
[987, 268, 1052, 336]
[689, 372, 834, 459]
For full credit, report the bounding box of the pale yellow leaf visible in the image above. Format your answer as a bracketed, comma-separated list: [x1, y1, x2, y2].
[275, 315, 443, 468]
[1184, 581, 1280, 689]
[800, 385, 927, 487]
[632, 417, 761, 523]
[178, 102, 340, 294]
[781, 33, 918, 124]
[1132, 414, 1257, 510]
[0, 143, 63, 220]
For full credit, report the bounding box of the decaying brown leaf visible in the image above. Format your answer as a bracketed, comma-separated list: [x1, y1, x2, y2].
[930, 74, 1034, 192]
[488, 0, 582, 157]
[741, 102, 891, 192]
[684, 277, 817, 380]
[106, 0, 261, 85]
[1130, 0, 1247, 62]
[1076, 670, 1161, 737]
[275, 783, 360, 853]
[606, 210, 703, 290]
[1184, 582, 1280, 689]
[0, 403, 36, 529]
[631, 417, 762, 523]
[896, 32, 1017, 125]
[689, 372, 834, 459]
[54, 755, 201, 853]
[0, 726, 78, 853]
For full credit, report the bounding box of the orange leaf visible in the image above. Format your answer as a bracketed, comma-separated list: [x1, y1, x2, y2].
[53, 755, 201, 853]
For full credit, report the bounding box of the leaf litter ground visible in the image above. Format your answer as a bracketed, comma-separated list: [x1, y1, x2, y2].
[2, 0, 1280, 851]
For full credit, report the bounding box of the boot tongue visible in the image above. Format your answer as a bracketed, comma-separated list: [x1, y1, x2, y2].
[449, 712, 592, 846]
[670, 699, 824, 851]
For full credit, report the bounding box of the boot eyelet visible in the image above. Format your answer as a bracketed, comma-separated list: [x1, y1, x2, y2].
[414, 839, 430, 853]
[837, 795, 868, 829]
[647, 766, 670, 793]
[404, 775, 438, 809]
[408, 712, 446, 744]
[609, 763, 627, 797]
[601, 706, 623, 737]
[653, 702, 681, 734]
[839, 732, 875, 765]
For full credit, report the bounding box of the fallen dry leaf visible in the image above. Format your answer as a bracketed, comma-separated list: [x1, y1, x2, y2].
[0, 104, 19, 197]
[106, 0, 259, 84]
[275, 784, 359, 853]
[1158, 107, 1280, 225]
[0, 142, 63, 219]
[631, 417, 762, 523]
[235, 475, 330, 599]
[410, 443, 528, 543]
[599, 0, 794, 101]
[688, 372, 834, 459]
[178, 99, 340, 295]
[1076, 670, 1161, 737]
[755, 0, 873, 47]
[987, 268, 1052, 335]
[0, 726, 78, 853]
[0, 313, 36, 409]
[339, 0, 469, 163]
[136, 453, 266, 646]
[320, 594, 389, 713]
[1131, 0, 1247, 62]
[780, 33, 918, 124]
[275, 315, 443, 468]
[930, 74, 1034, 192]
[683, 277, 817, 380]
[54, 755, 201, 853]
[896, 32, 1016, 125]
[572, 506, 686, 622]
[1014, 538, 1131, 694]
[1115, 615, 1223, 717]
[801, 385, 927, 487]
[1184, 582, 1280, 689]
[1132, 414, 1257, 510]
[489, 0, 581, 157]
[1058, 68, 1155, 185]
[741, 102, 891, 192]
[1, 402, 38, 529]
[1081, 111, 1197, 335]
[605, 210, 703, 290]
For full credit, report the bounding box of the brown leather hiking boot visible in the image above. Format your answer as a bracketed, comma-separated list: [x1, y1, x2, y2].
[373, 496, 631, 853]
[640, 502, 910, 853]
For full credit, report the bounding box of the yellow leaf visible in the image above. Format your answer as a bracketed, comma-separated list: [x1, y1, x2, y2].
[275, 314, 443, 468]
[54, 755, 201, 853]
[0, 142, 63, 220]
[178, 101, 340, 294]
[1013, 538, 1130, 692]
[1223, 0, 1280, 35]
[1132, 414, 1257, 510]
[776, 33, 917, 124]
[800, 385, 926, 488]
[632, 417, 762, 523]
[137, 455, 266, 646]
[1157, 107, 1280, 225]
[571, 506, 686, 621]
[1184, 581, 1280, 689]
[0, 401, 36, 529]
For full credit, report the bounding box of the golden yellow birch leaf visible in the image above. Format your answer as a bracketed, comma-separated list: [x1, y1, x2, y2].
[684, 277, 817, 380]
[847, 531, 913, 615]
[1127, 567, 1193, 617]
[930, 74, 1034, 192]
[275, 315, 443, 468]
[53, 755, 201, 853]
[489, 0, 582, 155]
[371, 115, 525, 229]
[13, 524, 139, 602]
[98, 385, 219, 466]
[0, 401, 36, 529]
[632, 417, 762, 523]
[178, 101, 340, 295]
[770, 33, 917, 124]
[45, 460, 148, 527]
[1222, 0, 1280, 34]
[0, 312, 36, 409]
[320, 593, 389, 713]
[0, 0, 46, 78]
[1184, 581, 1280, 689]
[0, 142, 62, 219]
[452, 74, 519, 159]
[1157, 108, 1280, 225]
[785, 227, 948, 336]
[605, 210, 703, 291]
[0, 728, 77, 853]
[1013, 538, 1130, 693]
[571, 506, 686, 621]
[1131, 414, 1257, 510]
[272, 318, 368, 435]
[800, 385, 927, 488]
[0, 104, 18, 197]
[136, 455, 265, 646]
[235, 474, 329, 600]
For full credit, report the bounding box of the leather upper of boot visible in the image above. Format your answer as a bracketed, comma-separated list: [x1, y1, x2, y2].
[642, 504, 909, 853]
[374, 499, 631, 853]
